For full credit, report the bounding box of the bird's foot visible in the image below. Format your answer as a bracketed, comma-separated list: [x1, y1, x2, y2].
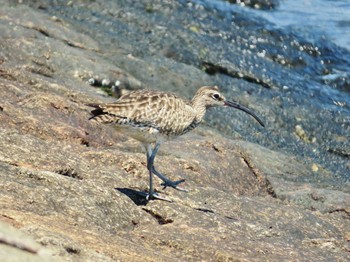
[150, 167, 187, 192]
[161, 179, 188, 192]
[146, 192, 173, 202]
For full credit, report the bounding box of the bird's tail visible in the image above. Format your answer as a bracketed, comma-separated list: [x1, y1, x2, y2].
[86, 103, 106, 121]
[86, 103, 124, 124]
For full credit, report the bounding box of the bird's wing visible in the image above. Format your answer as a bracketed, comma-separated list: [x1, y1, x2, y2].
[88, 90, 193, 132]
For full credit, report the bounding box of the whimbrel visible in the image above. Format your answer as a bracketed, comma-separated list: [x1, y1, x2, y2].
[88, 86, 264, 201]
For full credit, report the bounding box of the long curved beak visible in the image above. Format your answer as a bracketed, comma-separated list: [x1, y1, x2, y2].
[224, 100, 265, 127]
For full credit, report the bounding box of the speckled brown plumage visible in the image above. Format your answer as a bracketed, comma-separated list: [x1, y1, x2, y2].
[89, 86, 222, 143]
[88, 86, 264, 201]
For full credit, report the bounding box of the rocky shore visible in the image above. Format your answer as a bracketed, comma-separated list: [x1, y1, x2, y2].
[0, 0, 349, 261]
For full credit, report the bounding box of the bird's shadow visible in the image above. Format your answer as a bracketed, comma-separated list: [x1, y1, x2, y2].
[115, 188, 149, 206]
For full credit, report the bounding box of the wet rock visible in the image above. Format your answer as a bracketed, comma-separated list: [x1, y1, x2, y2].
[294, 124, 316, 143]
[225, 0, 279, 10]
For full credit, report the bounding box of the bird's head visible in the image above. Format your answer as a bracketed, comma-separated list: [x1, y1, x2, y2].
[193, 86, 265, 127]
[194, 86, 227, 107]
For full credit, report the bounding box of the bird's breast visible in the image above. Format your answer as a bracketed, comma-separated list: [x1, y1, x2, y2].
[115, 125, 168, 143]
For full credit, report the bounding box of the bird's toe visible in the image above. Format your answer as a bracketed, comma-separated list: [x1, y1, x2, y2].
[161, 179, 187, 192]
[147, 192, 173, 202]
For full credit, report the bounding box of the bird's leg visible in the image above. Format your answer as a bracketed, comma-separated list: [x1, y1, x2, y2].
[148, 165, 154, 198]
[145, 166, 172, 201]
[146, 143, 187, 192]
[144, 143, 172, 202]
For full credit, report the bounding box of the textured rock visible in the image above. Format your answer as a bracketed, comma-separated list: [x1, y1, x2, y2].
[0, 1, 349, 261]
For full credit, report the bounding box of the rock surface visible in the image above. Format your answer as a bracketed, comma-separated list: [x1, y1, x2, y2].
[0, 0, 349, 261]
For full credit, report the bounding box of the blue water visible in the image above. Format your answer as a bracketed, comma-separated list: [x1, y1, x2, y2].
[194, 0, 350, 50]
[252, 0, 350, 50]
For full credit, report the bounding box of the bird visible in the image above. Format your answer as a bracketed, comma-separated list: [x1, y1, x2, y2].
[88, 86, 264, 201]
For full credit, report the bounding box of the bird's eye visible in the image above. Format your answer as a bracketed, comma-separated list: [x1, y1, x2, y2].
[212, 94, 220, 100]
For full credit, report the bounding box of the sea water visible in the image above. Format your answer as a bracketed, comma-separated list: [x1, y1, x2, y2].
[253, 0, 350, 51]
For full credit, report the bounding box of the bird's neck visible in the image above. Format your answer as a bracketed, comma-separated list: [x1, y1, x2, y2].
[191, 98, 207, 123]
